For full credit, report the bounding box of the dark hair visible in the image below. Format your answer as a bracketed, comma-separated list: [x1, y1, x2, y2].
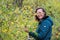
[35, 8, 46, 14]
[35, 8, 46, 21]
[35, 15, 40, 21]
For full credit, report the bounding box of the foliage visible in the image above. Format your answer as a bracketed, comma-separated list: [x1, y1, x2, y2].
[0, 0, 60, 40]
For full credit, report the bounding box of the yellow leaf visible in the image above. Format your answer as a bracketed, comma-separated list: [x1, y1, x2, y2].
[0, 10, 2, 14]
[2, 29, 7, 33]
[14, 7, 20, 13]
[11, 22, 14, 24]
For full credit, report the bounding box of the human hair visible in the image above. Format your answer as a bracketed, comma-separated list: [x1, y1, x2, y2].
[35, 8, 46, 14]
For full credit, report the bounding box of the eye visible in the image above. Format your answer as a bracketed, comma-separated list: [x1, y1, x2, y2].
[39, 12, 41, 13]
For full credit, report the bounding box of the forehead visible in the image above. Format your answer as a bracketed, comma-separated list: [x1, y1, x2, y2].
[37, 9, 43, 12]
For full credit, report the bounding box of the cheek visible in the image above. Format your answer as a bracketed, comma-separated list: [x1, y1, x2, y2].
[42, 14, 45, 17]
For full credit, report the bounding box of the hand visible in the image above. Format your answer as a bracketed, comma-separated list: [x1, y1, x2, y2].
[24, 27, 29, 33]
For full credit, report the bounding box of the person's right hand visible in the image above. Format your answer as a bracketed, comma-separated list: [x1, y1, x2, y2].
[24, 27, 29, 33]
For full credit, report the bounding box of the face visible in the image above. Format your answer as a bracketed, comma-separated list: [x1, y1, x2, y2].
[36, 9, 45, 20]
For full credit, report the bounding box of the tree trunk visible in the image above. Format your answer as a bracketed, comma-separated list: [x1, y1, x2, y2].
[13, 0, 24, 7]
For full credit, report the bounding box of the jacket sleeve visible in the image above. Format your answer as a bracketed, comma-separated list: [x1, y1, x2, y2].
[29, 31, 38, 38]
[29, 20, 52, 39]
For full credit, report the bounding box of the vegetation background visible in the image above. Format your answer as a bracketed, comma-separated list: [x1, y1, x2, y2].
[0, 0, 60, 40]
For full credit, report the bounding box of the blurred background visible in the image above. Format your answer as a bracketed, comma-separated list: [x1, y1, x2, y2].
[0, 0, 60, 40]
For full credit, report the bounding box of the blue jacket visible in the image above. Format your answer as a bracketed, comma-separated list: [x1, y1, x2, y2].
[29, 16, 53, 40]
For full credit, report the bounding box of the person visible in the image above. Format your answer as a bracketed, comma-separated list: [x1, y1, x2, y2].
[24, 8, 53, 40]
